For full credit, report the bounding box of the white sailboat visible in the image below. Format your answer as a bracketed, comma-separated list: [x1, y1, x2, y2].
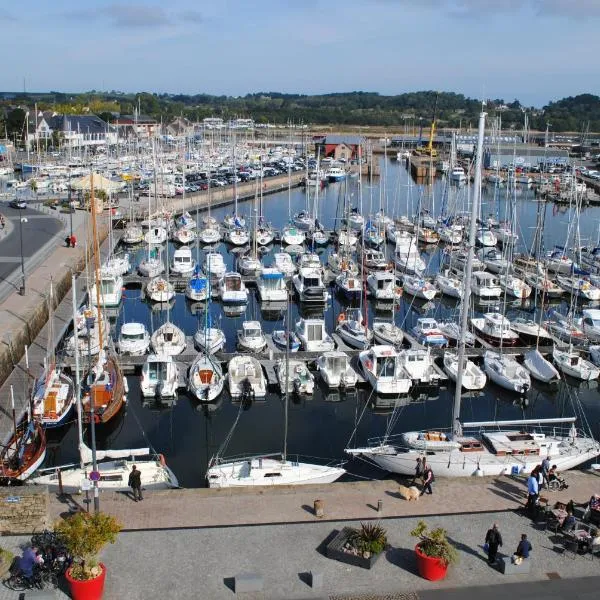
[188, 353, 224, 402]
[443, 351, 486, 390]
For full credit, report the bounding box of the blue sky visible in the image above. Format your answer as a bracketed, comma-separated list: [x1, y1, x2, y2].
[1, 0, 598, 106]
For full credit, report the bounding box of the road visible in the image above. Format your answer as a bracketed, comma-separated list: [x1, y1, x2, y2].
[0, 203, 64, 289]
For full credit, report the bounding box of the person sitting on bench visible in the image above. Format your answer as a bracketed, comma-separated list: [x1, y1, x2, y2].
[512, 534, 532, 564]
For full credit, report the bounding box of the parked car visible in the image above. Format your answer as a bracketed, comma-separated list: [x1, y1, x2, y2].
[9, 199, 27, 209]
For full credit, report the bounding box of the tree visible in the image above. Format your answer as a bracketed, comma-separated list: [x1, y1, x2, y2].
[6, 108, 27, 141]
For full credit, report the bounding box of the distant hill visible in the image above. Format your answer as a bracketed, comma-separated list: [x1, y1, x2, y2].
[1, 90, 599, 133]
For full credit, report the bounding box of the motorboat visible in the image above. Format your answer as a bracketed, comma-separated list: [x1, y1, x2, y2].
[398, 349, 441, 385]
[237, 321, 267, 352]
[257, 268, 288, 302]
[470, 312, 520, 346]
[89, 273, 123, 308]
[275, 359, 315, 395]
[292, 267, 328, 305]
[443, 351, 486, 390]
[470, 271, 501, 298]
[484, 350, 531, 394]
[272, 330, 301, 352]
[316, 351, 357, 389]
[170, 246, 196, 277]
[194, 326, 226, 354]
[273, 252, 296, 277]
[367, 271, 395, 302]
[362, 249, 389, 272]
[411, 318, 448, 347]
[295, 318, 335, 352]
[579, 309, 600, 342]
[402, 275, 437, 300]
[336, 308, 371, 350]
[117, 322, 150, 356]
[437, 320, 477, 347]
[151, 322, 186, 355]
[556, 275, 600, 301]
[326, 166, 346, 182]
[372, 321, 404, 346]
[509, 318, 553, 346]
[499, 274, 532, 299]
[450, 166, 467, 183]
[435, 269, 463, 299]
[358, 345, 411, 395]
[138, 251, 165, 278]
[297, 252, 323, 273]
[477, 248, 509, 274]
[335, 271, 362, 299]
[146, 277, 175, 303]
[281, 223, 306, 246]
[204, 252, 227, 279]
[185, 270, 209, 302]
[141, 354, 179, 398]
[523, 349, 560, 384]
[553, 347, 600, 380]
[219, 272, 249, 305]
[144, 226, 167, 245]
[188, 353, 224, 401]
[227, 356, 267, 400]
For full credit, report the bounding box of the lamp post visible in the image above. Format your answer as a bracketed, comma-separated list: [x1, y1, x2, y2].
[68, 171, 73, 238]
[19, 216, 27, 295]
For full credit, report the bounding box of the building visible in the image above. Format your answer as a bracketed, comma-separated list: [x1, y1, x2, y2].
[114, 114, 159, 139]
[47, 114, 118, 148]
[483, 144, 569, 169]
[203, 117, 224, 130]
[165, 117, 194, 138]
[315, 135, 364, 161]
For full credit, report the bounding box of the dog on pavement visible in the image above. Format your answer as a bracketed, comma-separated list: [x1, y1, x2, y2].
[398, 484, 420, 501]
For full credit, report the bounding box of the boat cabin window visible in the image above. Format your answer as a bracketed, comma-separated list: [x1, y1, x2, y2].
[99, 474, 124, 482]
[245, 327, 261, 338]
[164, 331, 173, 342]
[264, 472, 282, 478]
[304, 277, 320, 288]
[307, 324, 322, 341]
[123, 332, 145, 341]
[378, 357, 396, 378]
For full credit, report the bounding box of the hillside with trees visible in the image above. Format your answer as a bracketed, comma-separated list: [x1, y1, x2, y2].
[1, 90, 599, 133]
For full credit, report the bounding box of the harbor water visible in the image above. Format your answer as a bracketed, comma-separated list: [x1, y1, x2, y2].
[44, 158, 600, 487]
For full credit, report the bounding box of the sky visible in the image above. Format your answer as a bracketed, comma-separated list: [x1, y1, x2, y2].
[1, 0, 599, 107]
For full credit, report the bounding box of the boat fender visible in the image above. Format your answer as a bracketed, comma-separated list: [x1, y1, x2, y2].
[159, 453, 166, 467]
[123, 379, 129, 394]
[337, 313, 346, 323]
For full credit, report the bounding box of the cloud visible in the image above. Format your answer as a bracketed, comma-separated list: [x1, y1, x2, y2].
[65, 3, 205, 28]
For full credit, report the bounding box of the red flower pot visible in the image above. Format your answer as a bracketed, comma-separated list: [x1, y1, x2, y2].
[415, 544, 448, 581]
[65, 563, 107, 600]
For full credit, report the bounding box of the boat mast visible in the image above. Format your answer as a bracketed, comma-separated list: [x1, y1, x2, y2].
[90, 171, 104, 353]
[72, 274, 84, 469]
[453, 109, 486, 437]
[283, 287, 290, 463]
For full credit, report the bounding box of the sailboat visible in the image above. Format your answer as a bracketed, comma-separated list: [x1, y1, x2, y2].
[206, 291, 345, 488]
[31, 281, 75, 427]
[188, 352, 224, 402]
[346, 110, 600, 477]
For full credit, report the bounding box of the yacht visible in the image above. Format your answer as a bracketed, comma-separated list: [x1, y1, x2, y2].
[394, 233, 425, 275]
[435, 269, 463, 299]
[509, 318, 553, 346]
[257, 268, 288, 302]
[225, 227, 250, 246]
[122, 225, 144, 245]
[498, 274, 532, 299]
[523, 349, 560, 384]
[347, 208, 364, 230]
[228, 356, 267, 400]
[199, 225, 221, 245]
[188, 353, 224, 401]
[398, 349, 441, 385]
[336, 308, 371, 350]
[316, 351, 357, 389]
[556, 276, 600, 301]
[89, 273, 123, 308]
[477, 248, 509, 274]
[544, 247, 573, 274]
[367, 271, 395, 302]
[292, 267, 328, 305]
[402, 275, 437, 300]
[151, 322, 186, 356]
[579, 309, 600, 342]
[437, 223, 463, 245]
[117, 322, 150, 356]
[237, 321, 267, 352]
[358, 345, 412, 395]
[138, 250, 165, 278]
[372, 321, 404, 346]
[335, 271, 362, 299]
[273, 252, 296, 277]
[219, 272, 249, 305]
[437, 321, 477, 347]
[238, 254, 263, 277]
[411, 318, 448, 347]
[141, 354, 179, 398]
[144, 226, 167, 245]
[172, 227, 196, 245]
[293, 211, 315, 230]
[170, 246, 196, 277]
[470, 271, 502, 298]
[362, 249, 388, 272]
[470, 312, 520, 346]
[476, 227, 497, 247]
[31, 368, 74, 428]
[337, 228, 359, 248]
[102, 254, 131, 277]
[326, 166, 346, 182]
[295, 318, 335, 352]
[204, 252, 227, 279]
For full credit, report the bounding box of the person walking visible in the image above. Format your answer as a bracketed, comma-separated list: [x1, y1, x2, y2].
[411, 457, 424, 486]
[420, 464, 434, 496]
[484, 523, 503, 565]
[64, 235, 71, 248]
[128, 464, 143, 502]
[526, 469, 539, 514]
[541, 455, 551, 489]
[70, 234, 77, 248]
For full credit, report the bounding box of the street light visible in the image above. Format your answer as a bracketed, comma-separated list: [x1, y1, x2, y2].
[19, 216, 28, 295]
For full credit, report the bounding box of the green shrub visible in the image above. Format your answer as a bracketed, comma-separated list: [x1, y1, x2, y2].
[410, 520, 458, 566]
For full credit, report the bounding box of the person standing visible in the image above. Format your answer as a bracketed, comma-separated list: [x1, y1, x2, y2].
[64, 235, 71, 248]
[485, 523, 503, 565]
[411, 457, 423, 486]
[526, 469, 539, 514]
[420, 464, 434, 496]
[541, 456, 551, 489]
[70, 234, 77, 248]
[128, 464, 143, 501]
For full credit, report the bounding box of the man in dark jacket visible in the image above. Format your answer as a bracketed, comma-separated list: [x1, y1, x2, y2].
[513, 533, 532, 562]
[128, 465, 143, 501]
[411, 457, 424, 486]
[485, 523, 503, 565]
[420, 466, 434, 496]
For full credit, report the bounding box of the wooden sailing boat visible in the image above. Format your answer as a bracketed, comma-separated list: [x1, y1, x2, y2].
[0, 386, 46, 481]
[81, 173, 127, 425]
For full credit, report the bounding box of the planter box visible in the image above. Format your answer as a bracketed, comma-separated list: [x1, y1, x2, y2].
[325, 527, 381, 570]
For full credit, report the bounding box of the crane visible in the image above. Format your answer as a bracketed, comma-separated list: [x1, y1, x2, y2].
[414, 93, 439, 158]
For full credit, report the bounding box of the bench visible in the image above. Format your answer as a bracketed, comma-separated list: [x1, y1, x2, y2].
[235, 573, 263, 593]
[309, 571, 323, 589]
[499, 556, 531, 575]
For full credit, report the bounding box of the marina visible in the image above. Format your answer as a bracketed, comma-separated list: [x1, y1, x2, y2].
[2, 129, 600, 490]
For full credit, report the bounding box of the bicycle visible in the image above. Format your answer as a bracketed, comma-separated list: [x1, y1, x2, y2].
[4, 564, 58, 592]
